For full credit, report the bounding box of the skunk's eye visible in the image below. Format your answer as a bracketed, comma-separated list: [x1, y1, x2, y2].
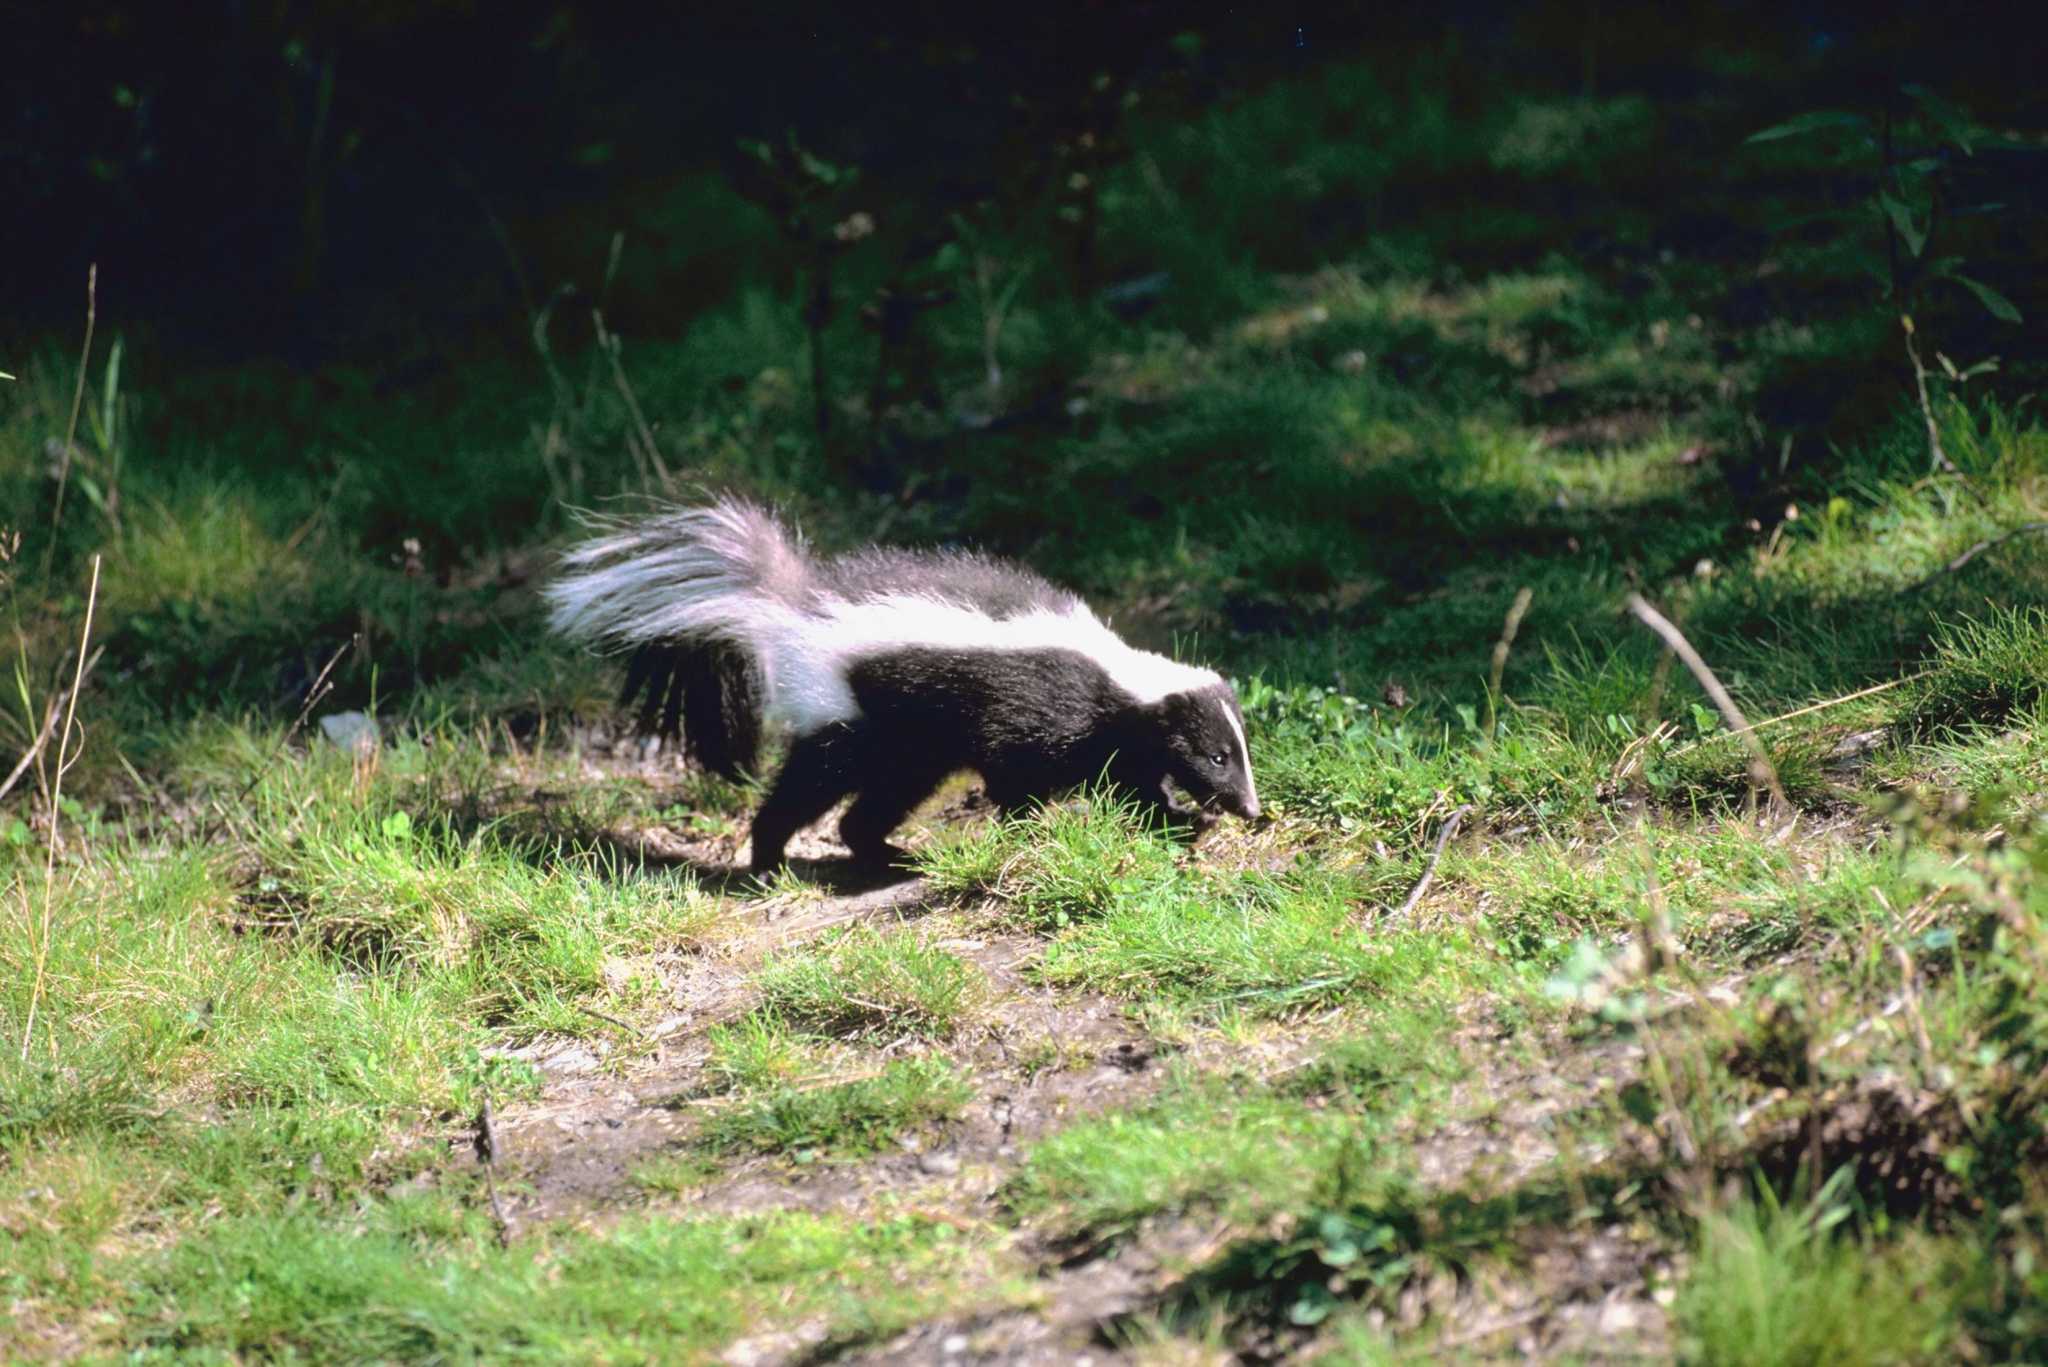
[1209, 752, 1227, 767]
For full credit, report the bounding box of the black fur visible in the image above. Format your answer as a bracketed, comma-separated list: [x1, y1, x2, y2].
[620, 638, 761, 779]
[547, 499, 1259, 873]
[745, 647, 1256, 870]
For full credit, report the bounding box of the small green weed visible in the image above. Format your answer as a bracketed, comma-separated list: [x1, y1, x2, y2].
[917, 789, 1182, 929]
[1676, 1179, 1967, 1366]
[703, 1010, 827, 1093]
[1905, 606, 2048, 734]
[700, 1056, 970, 1157]
[756, 925, 984, 1039]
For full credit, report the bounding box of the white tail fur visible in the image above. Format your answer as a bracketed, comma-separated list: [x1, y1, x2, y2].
[546, 498, 1219, 734]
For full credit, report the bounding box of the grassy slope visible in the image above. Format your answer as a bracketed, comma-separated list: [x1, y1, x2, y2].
[4, 51, 2048, 1364]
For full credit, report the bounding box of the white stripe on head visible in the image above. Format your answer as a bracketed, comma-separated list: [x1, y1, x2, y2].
[1218, 695, 1257, 809]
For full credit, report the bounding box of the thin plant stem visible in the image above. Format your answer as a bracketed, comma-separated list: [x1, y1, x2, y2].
[45, 265, 98, 563]
[22, 553, 101, 1062]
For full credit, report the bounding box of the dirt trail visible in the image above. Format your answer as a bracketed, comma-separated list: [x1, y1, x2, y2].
[456, 778, 1698, 1361]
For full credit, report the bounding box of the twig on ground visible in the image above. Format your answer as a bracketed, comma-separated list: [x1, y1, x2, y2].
[475, 1092, 513, 1248]
[1624, 594, 1788, 813]
[1388, 804, 1473, 922]
[573, 1003, 642, 1036]
[1902, 521, 2048, 593]
[1436, 1306, 1550, 1352]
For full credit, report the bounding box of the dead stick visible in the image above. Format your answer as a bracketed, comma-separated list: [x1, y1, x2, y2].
[1389, 804, 1472, 921]
[1903, 521, 2048, 593]
[1902, 315, 1959, 477]
[1624, 594, 1787, 811]
[1, 680, 71, 808]
[573, 1003, 640, 1035]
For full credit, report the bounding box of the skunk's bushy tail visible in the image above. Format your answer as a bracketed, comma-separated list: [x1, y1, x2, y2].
[545, 498, 815, 778]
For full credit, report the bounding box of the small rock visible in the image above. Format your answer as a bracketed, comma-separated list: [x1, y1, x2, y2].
[1828, 729, 1889, 762]
[942, 1334, 970, 1356]
[919, 1150, 962, 1177]
[318, 711, 379, 755]
[1334, 348, 1369, 375]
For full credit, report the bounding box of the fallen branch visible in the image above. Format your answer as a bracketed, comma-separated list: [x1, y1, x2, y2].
[1903, 521, 2048, 593]
[1624, 594, 1787, 812]
[1388, 804, 1473, 922]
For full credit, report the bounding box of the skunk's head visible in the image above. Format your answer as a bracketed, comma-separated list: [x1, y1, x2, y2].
[1150, 681, 1261, 821]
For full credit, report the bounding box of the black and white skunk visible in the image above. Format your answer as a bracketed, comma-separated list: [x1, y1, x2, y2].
[545, 498, 1259, 871]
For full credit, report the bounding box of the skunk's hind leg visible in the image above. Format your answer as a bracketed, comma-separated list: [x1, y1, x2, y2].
[839, 762, 949, 867]
[750, 728, 859, 873]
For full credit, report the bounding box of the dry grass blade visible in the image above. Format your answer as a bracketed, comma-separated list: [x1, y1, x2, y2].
[21, 553, 101, 1061]
[45, 265, 98, 551]
[1664, 673, 1925, 759]
[1484, 585, 1534, 744]
[0, 646, 103, 808]
[1625, 593, 1788, 812]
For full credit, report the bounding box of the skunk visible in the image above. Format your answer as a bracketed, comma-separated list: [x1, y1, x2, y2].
[545, 497, 1259, 871]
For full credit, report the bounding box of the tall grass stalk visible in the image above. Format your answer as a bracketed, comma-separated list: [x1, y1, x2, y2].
[20, 553, 100, 1061]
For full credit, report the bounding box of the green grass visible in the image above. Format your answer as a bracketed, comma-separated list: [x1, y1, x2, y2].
[1676, 1183, 1970, 1366]
[698, 1056, 973, 1158]
[5, 38, 2048, 1361]
[756, 925, 985, 1039]
[120, 1204, 984, 1361]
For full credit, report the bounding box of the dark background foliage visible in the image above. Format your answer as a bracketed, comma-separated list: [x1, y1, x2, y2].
[7, 1, 2041, 361]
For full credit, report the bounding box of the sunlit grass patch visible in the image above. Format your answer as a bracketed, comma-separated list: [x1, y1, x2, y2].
[703, 1009, 830, 1093]
[1012, 1022, 1457, 1234]
[1035, 865, 1470, 1014]
[117, 1204, 980, 1362]
[916, 789, 1183, 929]
[1905, 605, 2048, 735]
[253, 806, 712, 1036]
[699, 1055, 971, 1158]
[756, 925, 985, 1040]
[1676, 1183, 1970, 1367]
[1012, 1087, 1372, 1233]
[1457, 818, 1890, 967]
